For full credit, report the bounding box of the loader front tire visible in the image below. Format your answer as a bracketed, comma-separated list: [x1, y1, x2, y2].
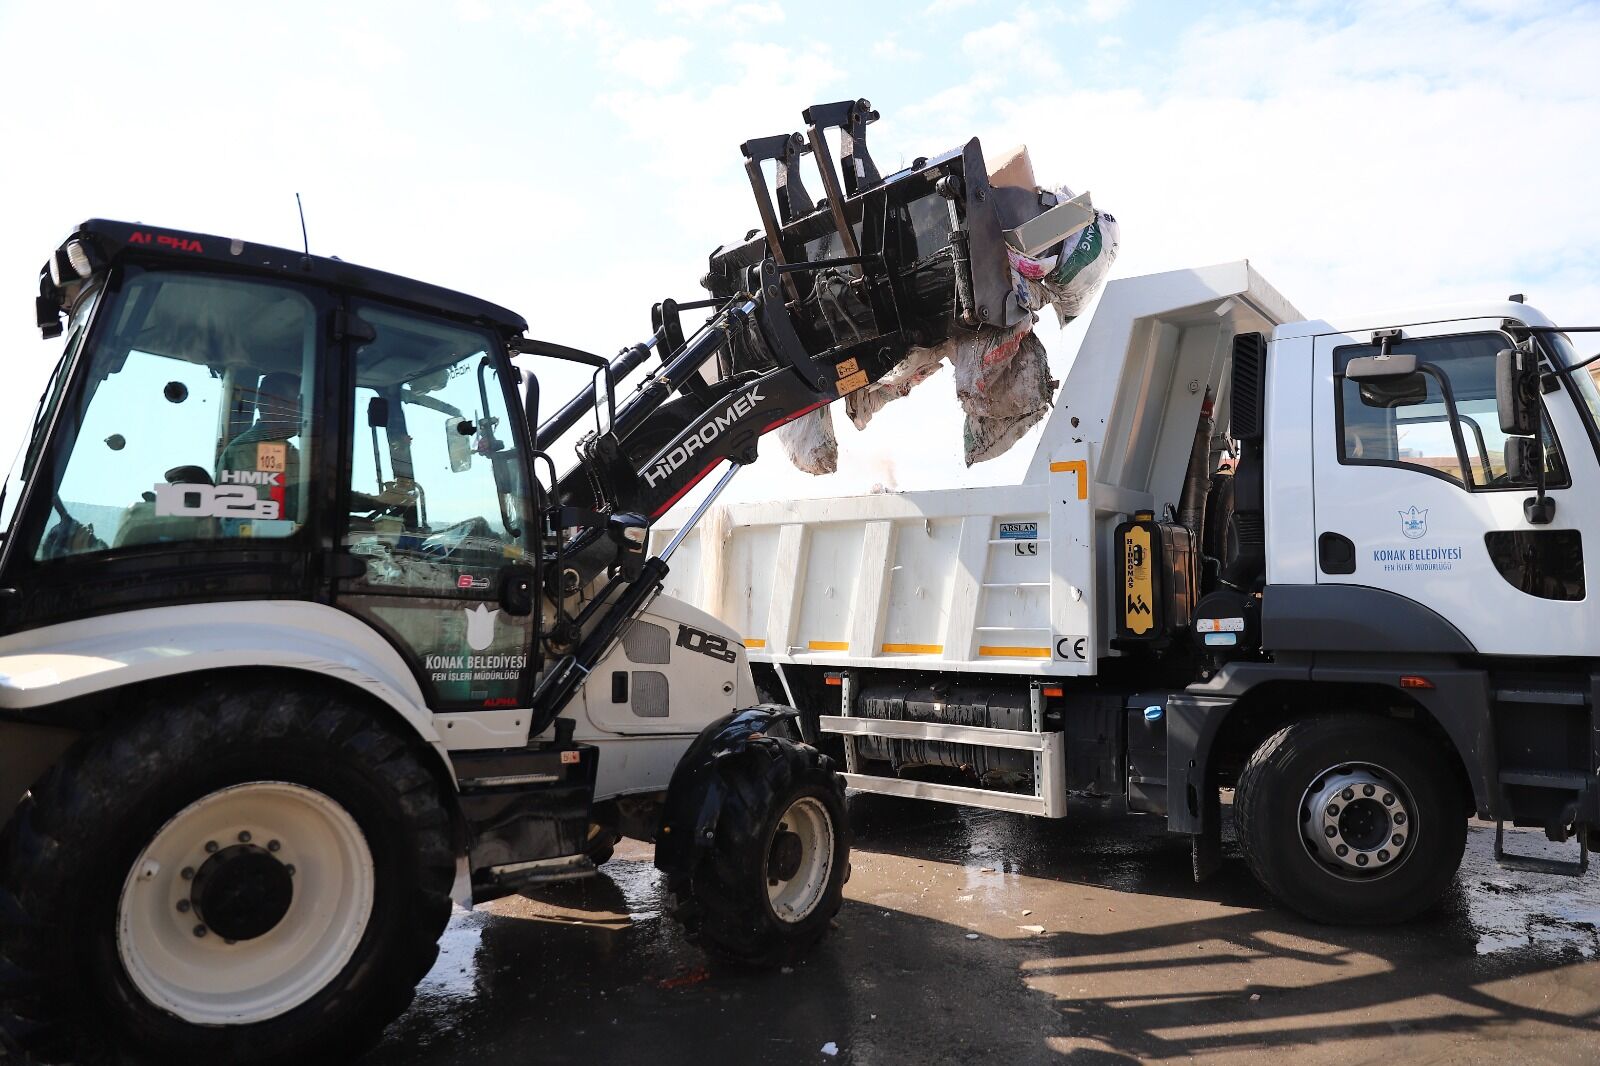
[0, 675, 455, 1063]
[1234, 715, 1466, 925]
[667, 738, 849, 966]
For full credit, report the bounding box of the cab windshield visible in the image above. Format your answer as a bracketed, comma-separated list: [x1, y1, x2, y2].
[1547, 330, 1600, 445]
[24, 268, 319, 560]
[0, 288, 101, 543]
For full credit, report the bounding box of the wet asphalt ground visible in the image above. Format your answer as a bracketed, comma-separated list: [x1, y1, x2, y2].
[368, 796, 1600, 1065]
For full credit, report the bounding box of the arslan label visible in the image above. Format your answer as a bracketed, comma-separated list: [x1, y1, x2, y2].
[643, 385, 766, 488]
[999, 522, 1038, 540]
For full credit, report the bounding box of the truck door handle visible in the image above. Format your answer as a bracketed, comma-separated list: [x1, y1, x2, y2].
[1318, 532, 1356, 575]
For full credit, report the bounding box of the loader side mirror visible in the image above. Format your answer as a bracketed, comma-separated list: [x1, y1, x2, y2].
[608, 513, 649, 581]
[445, 417, 474, 472]
[498, 562, 537, 616]
[1345, 353, 1417, 380]
[1496, 346, 1540, 436]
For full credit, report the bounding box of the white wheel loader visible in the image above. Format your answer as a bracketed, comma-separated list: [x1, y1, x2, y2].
[0, 98, 1024, 1062]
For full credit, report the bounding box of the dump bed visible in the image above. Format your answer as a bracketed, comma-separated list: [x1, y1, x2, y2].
[651, 262, 1301, 678]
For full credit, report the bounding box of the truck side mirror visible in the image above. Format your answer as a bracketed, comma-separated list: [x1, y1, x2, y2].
[1503, 435, 1542, 483]
[1496, 346, 1540, 436]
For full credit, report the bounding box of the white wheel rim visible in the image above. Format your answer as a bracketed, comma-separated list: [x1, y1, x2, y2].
[766, 796, 835, 924]
[117, 781, 375, 1025]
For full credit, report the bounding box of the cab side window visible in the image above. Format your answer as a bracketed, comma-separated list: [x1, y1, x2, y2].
[1335, 332, 1567, 490]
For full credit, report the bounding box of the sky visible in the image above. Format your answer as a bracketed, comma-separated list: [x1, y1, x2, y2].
[2, 0, 1598, 511]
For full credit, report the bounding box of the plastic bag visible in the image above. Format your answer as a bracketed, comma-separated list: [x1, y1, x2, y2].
[776, 405, 839, 475]
[951, 318, 1057, 466]
[844, 344, 947, 430]
[1007, 186, 1121, 326]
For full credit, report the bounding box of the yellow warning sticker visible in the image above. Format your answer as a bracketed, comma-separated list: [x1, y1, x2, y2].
[1123, 524, 1154, 635]
[835, 357, 860, 379]
[256, 442, 287, 473]
[836, 369, 869, 394]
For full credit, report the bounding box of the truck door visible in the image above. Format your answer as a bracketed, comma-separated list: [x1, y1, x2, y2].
[335, 301, 539, 713]
[1311, 319, 1597, 656]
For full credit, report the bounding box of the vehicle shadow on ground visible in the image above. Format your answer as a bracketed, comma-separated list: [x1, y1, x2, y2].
[841, 792, 1600, 1063]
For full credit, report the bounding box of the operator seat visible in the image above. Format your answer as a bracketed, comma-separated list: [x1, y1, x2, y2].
[219, 371, 303, 523]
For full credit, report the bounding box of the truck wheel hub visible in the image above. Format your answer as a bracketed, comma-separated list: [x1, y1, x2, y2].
[767, 831, 804, 882]
[190, 844, 294, 942]
[1300, 764, 1412, 878]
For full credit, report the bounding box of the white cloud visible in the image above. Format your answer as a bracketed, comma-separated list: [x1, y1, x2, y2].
[609, 35, 694, 85]
[872, 35, 922, 62]
[732, 2, 785, 23]
[924, 0, 979, 13]
[962, 8, 1066, 79]
[1078, 0, 1128, 22]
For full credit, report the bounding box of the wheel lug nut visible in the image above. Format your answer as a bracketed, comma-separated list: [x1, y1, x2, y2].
[285, 864, 296, 876]
[1362, 784, 1375, 797]
[1341, 788, 1354, 801]
[1335, 844, 1348, 857]
[1393, 812, 1406, 825]
[1324, 826, 1338, 838]
[176, 899, 191, 913]
[1377, 850, 1390, 862]
[204, 841, 219, 854]
[1327, 804, 1340, 817]
[238, 831, 252, 844]
[193, 925, 207, 938]
[268, 840, 281, 853]
[1356, 854, 1369, 867]
[180, 867, 195, 880]
[1382, 793, 1394, 806]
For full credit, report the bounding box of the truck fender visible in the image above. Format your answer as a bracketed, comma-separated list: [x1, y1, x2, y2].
[653, 704, 802, 878]
[0, 600, 446, 759]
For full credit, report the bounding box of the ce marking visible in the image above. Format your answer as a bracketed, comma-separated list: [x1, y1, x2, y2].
[1055, 636, 1087, 661]
[1012, 542, 1039, 556]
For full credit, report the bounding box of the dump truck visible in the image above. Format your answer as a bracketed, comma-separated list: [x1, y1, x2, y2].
[655, 258, 1600, 925]
[0, 98, 1071, 1061]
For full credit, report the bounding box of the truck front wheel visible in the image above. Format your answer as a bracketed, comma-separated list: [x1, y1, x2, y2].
[0, 678, 456, 1063]
[1234, 715, 1466, 924]
[667, 738, 849, 966]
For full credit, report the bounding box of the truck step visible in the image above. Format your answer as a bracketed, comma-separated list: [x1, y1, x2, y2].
[839, 772, 1056, 816]
[1492, 687, 1588, 707]
[820, 714, 1066, 817]
[1494, 819, 1590, 876]
[1498, 767, 1590, 791]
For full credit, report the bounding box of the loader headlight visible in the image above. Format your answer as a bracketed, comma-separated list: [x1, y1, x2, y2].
[48, 241, 96, 287]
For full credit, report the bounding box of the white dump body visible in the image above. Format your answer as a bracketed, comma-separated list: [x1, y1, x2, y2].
[652, 262, 1302, 679]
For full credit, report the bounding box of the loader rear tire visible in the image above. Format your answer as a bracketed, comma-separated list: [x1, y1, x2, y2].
[1235, 715, 1465, 925]
[0, 675, 455, 1063]
[667, 739, 849, 966]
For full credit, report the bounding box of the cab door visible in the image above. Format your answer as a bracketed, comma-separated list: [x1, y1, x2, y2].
[334, 300, 540, 719]
[1310, 319, 1598, 657]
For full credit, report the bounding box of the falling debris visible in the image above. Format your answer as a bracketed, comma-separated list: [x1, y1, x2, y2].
[656, 967, 710, 990]
[965, 933, 980, 940]
[821, 1041, 840, 1057]
[1018, 924, 1046, 935]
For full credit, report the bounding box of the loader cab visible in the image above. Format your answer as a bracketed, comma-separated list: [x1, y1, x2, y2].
[6, 220, 544, 710]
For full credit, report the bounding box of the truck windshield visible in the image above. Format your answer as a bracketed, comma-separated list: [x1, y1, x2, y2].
[1546, 330, 1600, 443]
[0, 288, 101, 542]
